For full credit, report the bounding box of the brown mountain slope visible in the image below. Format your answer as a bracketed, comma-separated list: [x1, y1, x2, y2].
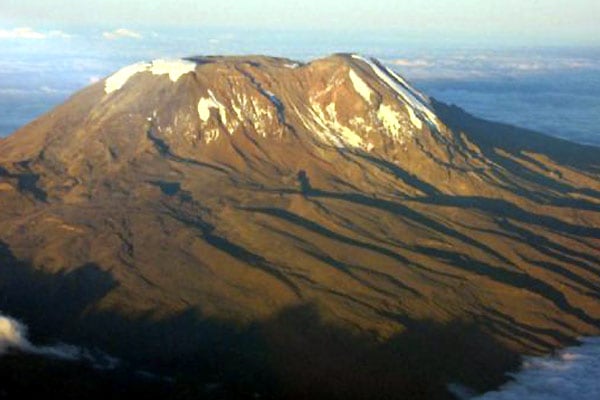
[1, 54, 600, 398]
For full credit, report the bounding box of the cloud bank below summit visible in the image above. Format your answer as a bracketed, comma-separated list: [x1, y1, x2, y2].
[102, 28, 143, 40]
[0, 27, 70, 40]
[451, 337, 600, 400]
[0, 312, 118, 369]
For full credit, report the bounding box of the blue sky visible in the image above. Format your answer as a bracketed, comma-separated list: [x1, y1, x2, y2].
[1, 0, 599, 46]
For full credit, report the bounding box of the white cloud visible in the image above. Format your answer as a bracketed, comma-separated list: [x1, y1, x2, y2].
[0, 88, 30, 96]
[39, 86, 69, 95]
[0, 312, 119, 369]
[0, 27, 45, 39]
[393, 58, 434, 68]
[102, 28, 143, 40]
[0, 27, 70, 40]
[450, 337, 600, 400]
[47, 30, 71, 39]
[0, 314, 31, 353]
[387, 52, 600, 81]
[0, 87, 68, 97]
[0, 312, 78, 358]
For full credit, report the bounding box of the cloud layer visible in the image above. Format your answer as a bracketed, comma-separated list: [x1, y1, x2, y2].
[102, 28, 143, 40]
[451, 337, 600, 400]
[0, 312, 118, 369]
[0, 27, 70, 40]
[386, 52, 600, 81]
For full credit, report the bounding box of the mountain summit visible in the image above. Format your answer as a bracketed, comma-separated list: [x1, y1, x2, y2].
[0, 54, 474, 194]
[1, 54, 600, 398]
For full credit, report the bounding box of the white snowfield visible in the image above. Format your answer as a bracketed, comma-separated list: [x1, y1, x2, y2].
[104, 59, 197, 94]
[351, 55, 441, 131]
[378, 103, 418, 137]
[198, 90, 228, 124]
[349, 69, 373, 103]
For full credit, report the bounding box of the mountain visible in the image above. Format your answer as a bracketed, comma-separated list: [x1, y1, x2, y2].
[1, 54, 600, 399]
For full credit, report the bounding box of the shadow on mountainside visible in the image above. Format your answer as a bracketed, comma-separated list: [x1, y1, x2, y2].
[250, 182, 600, 331]
[431, 99, 600, 174]
[256, 304, 521, 400]
[0, 240, 520, 400]
[431, 100, 600, 210]
[0, 241, 117, 340]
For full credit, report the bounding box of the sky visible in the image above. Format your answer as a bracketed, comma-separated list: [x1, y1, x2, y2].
[1, 0, 599, 46]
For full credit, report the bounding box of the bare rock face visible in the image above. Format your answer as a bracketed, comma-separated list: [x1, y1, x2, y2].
[1, 54, 600, 398]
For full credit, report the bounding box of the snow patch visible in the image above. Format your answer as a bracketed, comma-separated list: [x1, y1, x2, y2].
[325, 102, 365, 148]
[349, 116, 373, 133]
[104, 62, 150, 94]
[404, 104, 423, 130]
[204, 129, 221, 144]
[197, 89, 281, 142]
[231, 91, 277, 137]
[147, 59, 197, 82]
[310, 73, 346, 101]
[104, 59, 196, 94]
[384, 64, 431, 105]
[349, 69, 373, 103]
[352, 55, 441, 131]
[377, 103, 414, 140]
[197, 90, 227, 124]
[301, 105, 344, 148]
[298, 100, 372, 151]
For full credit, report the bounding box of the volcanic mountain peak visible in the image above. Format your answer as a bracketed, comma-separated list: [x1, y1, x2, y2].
[96, 54, 442, 153]
[1, 52, 600, 398]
